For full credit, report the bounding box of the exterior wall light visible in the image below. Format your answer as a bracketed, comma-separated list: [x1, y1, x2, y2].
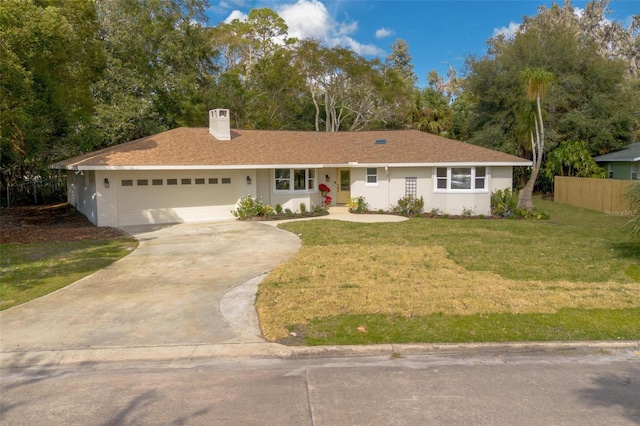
[325, 174, 330, 182]
[246, 176, 252, 185]
[104, 178, 110, 188]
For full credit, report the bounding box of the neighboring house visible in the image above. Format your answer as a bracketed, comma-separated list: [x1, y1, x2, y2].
[51, 109, 532, 227]
[593, 142, 640, 181]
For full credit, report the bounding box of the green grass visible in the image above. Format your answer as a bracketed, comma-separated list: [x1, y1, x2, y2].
[0, 238, 137, 310]
[257, 198, 640, 343]
[297, 308, 640, 345]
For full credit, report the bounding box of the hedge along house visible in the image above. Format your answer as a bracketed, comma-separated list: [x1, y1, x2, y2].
[593, 142, 640, 181]
[51, 109, 532, 227]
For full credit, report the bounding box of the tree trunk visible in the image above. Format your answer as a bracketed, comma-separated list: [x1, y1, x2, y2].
[517, 164, 540, 210]
[517, 91, 545, 211]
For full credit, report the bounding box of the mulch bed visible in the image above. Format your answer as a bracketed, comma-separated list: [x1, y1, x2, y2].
[1, 203, 128, 244]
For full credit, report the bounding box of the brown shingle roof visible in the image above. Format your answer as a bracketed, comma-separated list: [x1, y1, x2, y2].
[51, 128, 531, 169]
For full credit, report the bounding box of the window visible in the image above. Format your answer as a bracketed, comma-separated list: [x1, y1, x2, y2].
[122, 179, 133, 187]
[366, 168, 378, 184]
[209, 178, 218, 184]
[181, 178, 191, 185]
[435, 167, 488, 191]
[632, 165, 638, 180]
[274, 169, 315, 191]
[137, 179, 148, 186]
[152, 179, 163, 186]
[294, 169, 306, 190]
[436, 168, 447, 189]
[308, 169, 315, 190]
[275, 169, 290, 190]
[451, 167, 471, 189]
[405, 177, 417, 197]
[608, 165, 613, 179]
[475, 167, 486, 189]
[167, 179, 178, 185]
[195, 178, 205, 185]
[221, 178, 231, 184]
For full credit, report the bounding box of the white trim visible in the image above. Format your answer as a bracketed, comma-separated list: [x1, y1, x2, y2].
[56, 161, 532, 171]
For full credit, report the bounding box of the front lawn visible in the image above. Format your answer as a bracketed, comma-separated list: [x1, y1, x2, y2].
[256, 199, 640, 344]
[0, 239, 137, 310]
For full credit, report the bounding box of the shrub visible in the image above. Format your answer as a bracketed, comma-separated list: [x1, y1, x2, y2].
[627, 182, 640, 242]
[491, 188, 518, 217]
[347, 196, 369, 213]
[393, 195, 424, 216]
[231, 195, 274, 220]
[275, 204, 283, 214]
[299, 202, 307, 214]
[462, 206, 474, 217]
[516, 207, 550, 220]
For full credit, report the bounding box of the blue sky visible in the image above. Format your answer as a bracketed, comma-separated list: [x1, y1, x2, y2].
[206, 1, 639, 86]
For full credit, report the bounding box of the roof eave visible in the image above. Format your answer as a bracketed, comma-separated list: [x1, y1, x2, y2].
[51, 160, 533, 171]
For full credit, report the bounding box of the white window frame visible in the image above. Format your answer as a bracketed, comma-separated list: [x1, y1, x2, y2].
[274, 168, 316, 193]
[607, 164, 613, 179]
[365, 168, 378, 186]
[434, 166, 489, 193]
[632, 165, 638, 181]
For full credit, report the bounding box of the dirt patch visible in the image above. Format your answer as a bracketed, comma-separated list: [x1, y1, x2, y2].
[1, 203, 128, 244]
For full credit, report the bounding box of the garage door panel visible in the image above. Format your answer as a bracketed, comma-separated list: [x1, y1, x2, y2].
[117, 174, 240, 226]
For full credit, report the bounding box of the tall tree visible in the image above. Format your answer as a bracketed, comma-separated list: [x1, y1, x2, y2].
[0, 0, 104, 186]
[386, 39, 417, 85]
[212, 8, 290, 79]
[517, 68, 554, 210]
[295, 40, 384, 132]
[91, 0, 217, 148]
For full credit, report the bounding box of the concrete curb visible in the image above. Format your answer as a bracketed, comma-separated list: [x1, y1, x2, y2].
[2, 340, 638, 369]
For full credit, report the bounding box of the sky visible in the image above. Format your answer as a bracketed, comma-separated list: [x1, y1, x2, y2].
[205, 0, 639, 86]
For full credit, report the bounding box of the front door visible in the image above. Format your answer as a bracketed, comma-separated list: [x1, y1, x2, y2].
[337, 168, 350, 204]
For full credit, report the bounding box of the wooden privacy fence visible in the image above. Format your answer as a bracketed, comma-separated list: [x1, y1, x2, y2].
[554, 176, 636, 214]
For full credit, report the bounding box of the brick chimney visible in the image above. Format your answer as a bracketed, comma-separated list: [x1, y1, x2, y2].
[209, 109, 231, 141]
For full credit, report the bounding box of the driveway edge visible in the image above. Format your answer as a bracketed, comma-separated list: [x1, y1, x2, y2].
[2, 340, 638, 369]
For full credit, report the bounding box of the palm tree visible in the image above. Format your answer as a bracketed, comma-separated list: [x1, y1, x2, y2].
[408, 88, 453, 136]
[517, 68, 555, 210]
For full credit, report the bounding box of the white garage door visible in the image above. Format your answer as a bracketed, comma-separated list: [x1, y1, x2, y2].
[117, 173, 240, 226]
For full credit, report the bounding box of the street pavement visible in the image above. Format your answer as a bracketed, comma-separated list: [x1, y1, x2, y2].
[1, 345, 639, 425]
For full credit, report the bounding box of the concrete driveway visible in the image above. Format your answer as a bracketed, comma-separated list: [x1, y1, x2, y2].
[0, 221, 300, 353]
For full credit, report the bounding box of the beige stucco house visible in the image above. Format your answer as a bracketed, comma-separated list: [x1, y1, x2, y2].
[51, 109, 532, 227]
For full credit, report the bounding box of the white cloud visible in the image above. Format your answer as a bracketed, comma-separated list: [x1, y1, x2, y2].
[492, 21, 520, 38]
[338, 20, 359, 36]
[224, 10, 248, 23]
[375, 27, 393, 39]
[276, 0, 383, 56]
[277, 0, 333, 39]
[337, 37, 385, 56]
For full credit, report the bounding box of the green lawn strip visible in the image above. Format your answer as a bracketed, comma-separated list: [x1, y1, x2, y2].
[296, 309, 640, 345]
[0, 238, 137, 310]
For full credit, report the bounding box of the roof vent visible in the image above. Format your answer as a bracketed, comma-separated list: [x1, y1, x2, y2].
[375, 139, 387, 145]
[209, 109, 231, 141]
